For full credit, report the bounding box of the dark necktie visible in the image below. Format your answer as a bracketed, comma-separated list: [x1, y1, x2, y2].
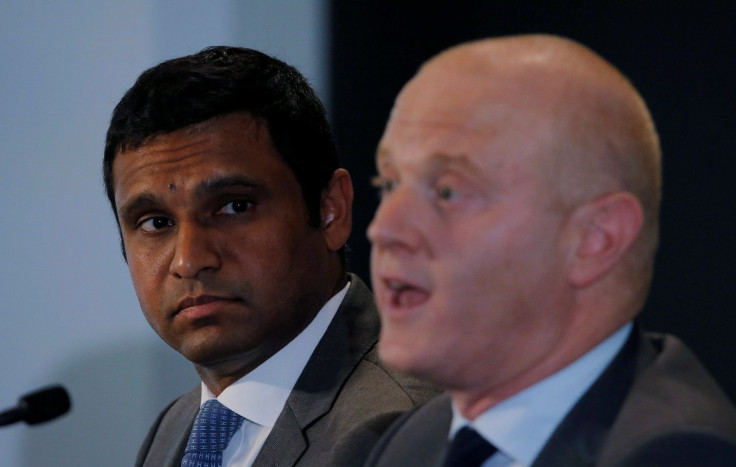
[182, 399, 245, 467]
[443, 426, 497, 467]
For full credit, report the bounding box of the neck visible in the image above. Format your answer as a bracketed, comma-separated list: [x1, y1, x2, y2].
[194, 346, 278, 397]
[450, 318, 630, 420]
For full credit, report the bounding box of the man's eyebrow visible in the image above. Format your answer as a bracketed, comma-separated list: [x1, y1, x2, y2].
[376, 146, 391, 164]
[425, 152, 476, 172]
[194, 175, 264, 197]
[376, 148, 480, 174]
[117, 192, 162, 224]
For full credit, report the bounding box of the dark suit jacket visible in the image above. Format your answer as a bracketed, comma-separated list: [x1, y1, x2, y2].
[366, 328, 736, 466]
[135, 274, 439, 467]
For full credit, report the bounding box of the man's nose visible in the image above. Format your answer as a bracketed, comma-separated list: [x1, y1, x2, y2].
[169, 222, 221, 279]
[367, 186, 423, 252]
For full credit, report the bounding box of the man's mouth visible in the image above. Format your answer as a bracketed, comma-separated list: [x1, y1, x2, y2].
[384, 279, 430, 308]
[175, 295, 240, 318]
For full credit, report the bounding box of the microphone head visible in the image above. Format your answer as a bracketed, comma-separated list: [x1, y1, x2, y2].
[19, 385, 71, 425]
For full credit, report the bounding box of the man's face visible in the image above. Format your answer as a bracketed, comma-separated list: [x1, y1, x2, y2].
[368, 62, 577, 391]
[113, 113, 334, 374]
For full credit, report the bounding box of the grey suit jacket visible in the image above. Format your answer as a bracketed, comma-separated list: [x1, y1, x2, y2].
[135, 274, 439, 466]
[366, 328, 736, 466]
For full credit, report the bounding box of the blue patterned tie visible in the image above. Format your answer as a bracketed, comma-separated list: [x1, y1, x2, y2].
[182, 399, 245, 467]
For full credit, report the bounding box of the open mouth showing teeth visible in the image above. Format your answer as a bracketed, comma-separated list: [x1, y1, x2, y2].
[386, 280, 429, 307]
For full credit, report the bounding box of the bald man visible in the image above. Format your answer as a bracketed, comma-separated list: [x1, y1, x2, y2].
[365, 35, 736, 466]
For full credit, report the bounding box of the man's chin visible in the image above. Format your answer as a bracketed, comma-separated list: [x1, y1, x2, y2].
[178, 339, 248, 367]
[181, 336, 277, 374]
[378, 338, 425, 375]
[181, 348, 233, 368]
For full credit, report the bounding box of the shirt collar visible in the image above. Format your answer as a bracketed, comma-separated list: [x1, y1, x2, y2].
[201, 281, 351, 428]
[450, 322, 632, 466]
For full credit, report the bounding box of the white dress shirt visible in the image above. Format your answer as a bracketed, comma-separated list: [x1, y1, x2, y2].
[198, 282, 350, 467]
[449, 322, 632, 467]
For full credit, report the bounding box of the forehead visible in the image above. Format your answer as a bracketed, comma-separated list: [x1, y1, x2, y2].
[112, 114, 290, 206]
[378, 65, 555, 181]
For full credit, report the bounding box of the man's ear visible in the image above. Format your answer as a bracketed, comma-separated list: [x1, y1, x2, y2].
[568, 191, 644, 288]
[321, 168, 354, 252]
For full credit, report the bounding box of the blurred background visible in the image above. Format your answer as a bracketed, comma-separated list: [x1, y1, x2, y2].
[0, 1, 733, 465]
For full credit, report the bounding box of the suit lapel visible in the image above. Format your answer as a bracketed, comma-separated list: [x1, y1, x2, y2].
[253, 275, 380, 466]
[142, 386, 200, 467]
[170, 423, 192, 467]
[253, 405, 308, 466]
[531, 327, 656, 467]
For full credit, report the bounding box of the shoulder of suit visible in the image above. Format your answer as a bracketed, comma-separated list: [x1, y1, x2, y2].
[641, 332, 736, 429]
[599, 332, 736, 465]
[607, 429, 736, 466]
[361, 345, 443, 404]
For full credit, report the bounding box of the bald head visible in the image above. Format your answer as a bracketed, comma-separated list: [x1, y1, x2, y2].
[392, 34, 661, 296]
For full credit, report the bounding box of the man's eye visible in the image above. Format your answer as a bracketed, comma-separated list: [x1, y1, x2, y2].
[139, 216, 173, 232]
[437, 185, 454, 200]
[371, 177, 396, 197]
[218, 200, 253, 215]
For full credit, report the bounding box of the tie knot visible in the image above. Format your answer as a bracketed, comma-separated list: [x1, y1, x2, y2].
[182, 399, 245, 467]
[443, 426, 497, 467]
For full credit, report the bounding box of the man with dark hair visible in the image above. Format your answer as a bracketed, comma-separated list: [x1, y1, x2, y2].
[104, 46, 437, 467]
[366, 35, 736, 466]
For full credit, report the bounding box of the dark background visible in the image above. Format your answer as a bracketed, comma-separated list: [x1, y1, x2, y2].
[330, 2, 736, 399]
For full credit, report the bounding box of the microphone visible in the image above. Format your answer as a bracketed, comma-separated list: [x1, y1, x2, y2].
[0, 385, 71, 427]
